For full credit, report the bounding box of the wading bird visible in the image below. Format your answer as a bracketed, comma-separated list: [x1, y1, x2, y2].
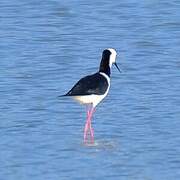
[60, 48, 120, 144]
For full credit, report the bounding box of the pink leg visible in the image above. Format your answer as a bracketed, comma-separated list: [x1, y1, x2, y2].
[83, 114, 89, 142]
[83, 106, 90, 143]
[84, 105, 95, 144]
[89, 119, 94, 144]
[88, 108, 96, 143]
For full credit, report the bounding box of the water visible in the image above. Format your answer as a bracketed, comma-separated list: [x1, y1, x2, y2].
[0, 0, 180, 179]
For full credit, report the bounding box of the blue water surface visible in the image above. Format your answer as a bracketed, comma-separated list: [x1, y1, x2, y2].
[0, 0, 180, 179]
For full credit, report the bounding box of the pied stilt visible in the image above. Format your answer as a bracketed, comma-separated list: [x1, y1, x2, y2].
[60, 48, 120, 144]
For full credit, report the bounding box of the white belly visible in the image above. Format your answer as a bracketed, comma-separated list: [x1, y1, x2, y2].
[73, 94, 107, 107]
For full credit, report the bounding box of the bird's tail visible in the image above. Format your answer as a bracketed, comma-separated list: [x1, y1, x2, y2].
[58, 94, 68, 98]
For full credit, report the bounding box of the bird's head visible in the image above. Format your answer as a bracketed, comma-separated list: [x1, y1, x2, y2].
[102, 48, 121, 73]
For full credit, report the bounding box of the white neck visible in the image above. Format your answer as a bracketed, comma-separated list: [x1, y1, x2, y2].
[107, 48, 117, 67]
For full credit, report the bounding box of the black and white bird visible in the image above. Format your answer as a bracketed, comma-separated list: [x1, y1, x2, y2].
[61, 48, 120, 144]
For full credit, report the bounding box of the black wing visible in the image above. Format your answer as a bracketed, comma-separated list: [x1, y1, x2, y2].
[65, 73, 109, 96]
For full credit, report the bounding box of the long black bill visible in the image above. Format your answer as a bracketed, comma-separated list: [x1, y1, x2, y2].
[114, 62, 121, 73]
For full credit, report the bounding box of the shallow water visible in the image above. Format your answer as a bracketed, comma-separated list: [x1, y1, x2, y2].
[0, 0, 180, 179]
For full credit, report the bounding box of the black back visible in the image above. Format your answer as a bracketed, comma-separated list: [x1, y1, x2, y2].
[99, 49, 111, 77]
[65, 73, 108, 96]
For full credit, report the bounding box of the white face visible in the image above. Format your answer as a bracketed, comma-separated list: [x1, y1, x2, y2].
[107, 48, 117, 67]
